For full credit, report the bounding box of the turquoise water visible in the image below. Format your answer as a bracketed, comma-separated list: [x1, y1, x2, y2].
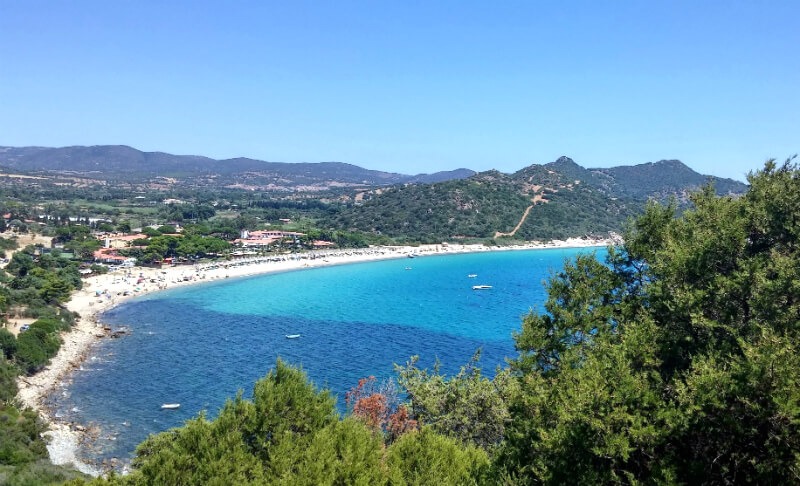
[48, 247, 605, 465]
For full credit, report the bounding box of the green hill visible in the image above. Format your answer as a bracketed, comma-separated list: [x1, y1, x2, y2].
[330, 157, 747, 242]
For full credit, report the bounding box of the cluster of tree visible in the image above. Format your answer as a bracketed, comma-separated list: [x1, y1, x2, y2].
[514, 185, 641, 240]
[51, 226, 103, 261]
[491, 158, 800, 483]
[330, 177, 532, 242]
[70, 361, 489, 485]
[0, 383, 86, 485]
[0, 243, 88, 484]
[300, 229, 369, 248]
[328, 171, 643, 242]
[68, 159, 800, 484]
[122, 234, 231, 264]
[1, 313, 74, 375]
[157, 203, 216, 222]
[3, 248, 83, 308]
[0, 236, 17, 257]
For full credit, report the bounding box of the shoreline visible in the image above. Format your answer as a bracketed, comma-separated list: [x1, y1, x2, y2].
[16, 238, 614, 475]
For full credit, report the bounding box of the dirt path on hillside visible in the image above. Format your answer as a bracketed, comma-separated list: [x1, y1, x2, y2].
[495, 204, 534, 238]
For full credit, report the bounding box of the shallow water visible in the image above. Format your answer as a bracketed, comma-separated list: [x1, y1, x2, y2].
[47, 247, 605, 464]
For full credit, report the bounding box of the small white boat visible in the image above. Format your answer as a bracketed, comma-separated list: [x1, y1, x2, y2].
[467, 274, 477, 278]
[161, 403, 180, 409]
[472, 285, 492, 290]
[286, 334, 301, 339]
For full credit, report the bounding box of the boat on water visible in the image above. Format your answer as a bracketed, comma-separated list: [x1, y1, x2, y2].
[286, 334, 301, 339]
[161, 403, 180, 410]
[467, 274, 477, 278]
[472, 285, 492, 290]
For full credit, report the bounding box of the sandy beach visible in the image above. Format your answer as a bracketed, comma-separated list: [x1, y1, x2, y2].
[15, 237, 615, 475]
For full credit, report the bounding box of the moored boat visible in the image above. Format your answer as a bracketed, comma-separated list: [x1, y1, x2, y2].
[285, 334, 301, 339]
[472, 285, 492, 290]
[161, 403, 180, 409]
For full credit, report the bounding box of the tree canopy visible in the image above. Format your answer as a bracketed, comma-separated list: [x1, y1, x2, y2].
[496, 158, 800, 484]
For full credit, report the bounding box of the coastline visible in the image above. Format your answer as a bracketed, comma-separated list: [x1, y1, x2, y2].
[16, 238, 614, 475]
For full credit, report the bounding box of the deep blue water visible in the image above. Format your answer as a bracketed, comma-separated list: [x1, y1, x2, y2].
[47, 247, 605, 464]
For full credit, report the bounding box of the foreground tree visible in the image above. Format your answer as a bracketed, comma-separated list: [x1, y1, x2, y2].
[396, 352, 517, 450]
[496, 158, 800, 484]
[74, 360, 487, 485]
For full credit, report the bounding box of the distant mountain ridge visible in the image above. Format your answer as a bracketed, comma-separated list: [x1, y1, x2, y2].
[512, 155, 748, 200]
[0, 145, 476, 190]
[590, 159, 747, 199]
[0, 145, 747, 198]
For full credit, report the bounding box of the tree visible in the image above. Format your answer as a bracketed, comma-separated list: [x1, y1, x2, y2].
[127, 359, 336, 484]
[74, 361, 490, 486]
[269, 418, 386, 484]
[345, 375, 417, 442]
[386, 427, 490, 485]
[39, 274, 74, 304]
[116, 221, 131, 233]
[6, 251, 35, 278]
[0, 357, 18, 402]
[0, 329, 16, 360]
[495, 159, 800, 484]
[396, 352, 517, 450]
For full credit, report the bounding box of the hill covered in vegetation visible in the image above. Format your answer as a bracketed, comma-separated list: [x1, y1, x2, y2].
[330, 156, 748, 242]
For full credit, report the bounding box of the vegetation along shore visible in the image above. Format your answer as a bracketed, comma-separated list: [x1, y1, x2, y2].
[1, 157, 798, 484]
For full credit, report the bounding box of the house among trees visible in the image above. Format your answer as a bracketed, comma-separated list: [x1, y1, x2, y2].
[93, 247, 133, 265]
[234, 229, 305, 248]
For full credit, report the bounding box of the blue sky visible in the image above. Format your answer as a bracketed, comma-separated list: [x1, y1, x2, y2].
[1, 1, 797, 181]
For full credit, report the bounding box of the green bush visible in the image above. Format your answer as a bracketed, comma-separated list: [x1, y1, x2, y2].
[0, 358, 18, 402]
[14, 328, 59, 375]
[0, 329, 16, 360]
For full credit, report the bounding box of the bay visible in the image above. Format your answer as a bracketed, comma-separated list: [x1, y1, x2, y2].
[47, 247, 605, 464]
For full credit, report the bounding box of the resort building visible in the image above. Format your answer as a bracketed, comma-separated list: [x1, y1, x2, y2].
[233, 229, 306, 248]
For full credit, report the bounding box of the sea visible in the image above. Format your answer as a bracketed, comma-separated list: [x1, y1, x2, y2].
[46, 247, 606, 465]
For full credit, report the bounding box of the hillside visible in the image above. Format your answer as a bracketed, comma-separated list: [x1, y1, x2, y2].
[331, 157, 748, 242]
[0, 145, 750, 243]
[591, 159, 748, 200]
[0, 145, 475, 190]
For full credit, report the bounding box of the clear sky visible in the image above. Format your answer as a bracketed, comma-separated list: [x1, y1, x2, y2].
[1, 1, 797, 181]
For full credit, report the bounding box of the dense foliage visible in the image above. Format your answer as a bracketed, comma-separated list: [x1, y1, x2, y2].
[331, 168, 643, 242]
[0, 394, 86, 486]
[71, 361, 489, 485]
[0, 238, 88, 484]
[332, 176, 531, 242]
[496, 158, 800, 483]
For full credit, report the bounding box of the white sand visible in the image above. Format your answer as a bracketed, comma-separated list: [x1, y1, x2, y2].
[16, 238, 615, 475]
